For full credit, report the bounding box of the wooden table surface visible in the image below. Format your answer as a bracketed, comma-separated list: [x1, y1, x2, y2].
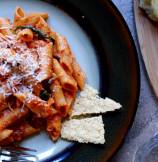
[111, 0, 158, 161]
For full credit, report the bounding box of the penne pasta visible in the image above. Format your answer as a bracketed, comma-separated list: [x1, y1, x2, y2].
[55, 33, 73, 74]
[0, 18, 12, 35]
[0, 129, 13, 142]
[60, 54, 73, 74]
[55, 33, 71, 56]
[35, 17, 52, 35]
[21, 123, 40, 138]
[14, 15, 41, 27]
[53, 59, 78, 92]
[14, 7, 42, 27]
[50, 80, 68, 116]
[36, 42, 53, 82]
[64, 91, 77, 116]
[0, 107, 29, 130]
[14, 92, 56, 118]
[14, 7, 25, 23]
[35, 16, 56, 40]
[72, 58, 86, 90]
[55, 33, 86, 89]
[47, 114, 61, 141]
[28, 12, 49, 20]
[0, 123, 39, 145]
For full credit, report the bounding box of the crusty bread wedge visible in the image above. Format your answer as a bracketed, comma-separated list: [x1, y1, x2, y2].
[61, 116, 105, 144]
[61, 84, 121, 144]
[71, 84, 121, 117]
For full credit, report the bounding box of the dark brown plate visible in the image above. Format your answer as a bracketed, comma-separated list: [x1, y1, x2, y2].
[45, 0, 140, 161]
[0, 0, 139, 161]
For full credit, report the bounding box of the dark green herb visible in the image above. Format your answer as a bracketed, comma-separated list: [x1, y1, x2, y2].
[14, 26, 55, 44]
[40, 90, 50, 101]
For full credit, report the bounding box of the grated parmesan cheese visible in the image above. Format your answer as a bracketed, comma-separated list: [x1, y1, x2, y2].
[0, 34, 48, 97]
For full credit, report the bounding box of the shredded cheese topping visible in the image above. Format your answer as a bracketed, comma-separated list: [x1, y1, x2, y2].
[0, 35, 47, 97]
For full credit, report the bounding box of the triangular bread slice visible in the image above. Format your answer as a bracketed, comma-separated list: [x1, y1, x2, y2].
[71, 84, 121, 117]
[61, 116, 105, 144]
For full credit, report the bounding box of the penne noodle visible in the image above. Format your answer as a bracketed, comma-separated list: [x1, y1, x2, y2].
[14, 15, 41, 27]
[14, 7, 48, 27]
[64, 91, 77, 116]
[0, 129, 13, 142]
[47, 114, 61, 141]
[0, 18, 12, 35]
[60, 54, 73, 74]
[0, 123, 39, 145]
[55, 33, 86, 89]
[14, 92, 56, 118]
[14, 7, 25, 23]
[35, 17, 51, 35]
[55, 33, 71, 56]
[14, 7, 42, 27]
[21, 123, 40, 137]
[28, 12, 49, 20]
[50, 80, 68, 116]
[35, 16, 56, 39]
[72, 58, 86, 90]
[55, 33, 73, 73]
[0, 107, 29, 130]
[36, 42, 53, 82]
[53, 59, 77, 92]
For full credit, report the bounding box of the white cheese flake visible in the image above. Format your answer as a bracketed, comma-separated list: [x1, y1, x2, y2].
[0, 35, 45, 95]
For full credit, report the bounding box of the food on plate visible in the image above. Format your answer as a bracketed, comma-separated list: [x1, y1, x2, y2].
[71, 84, 121, 117]
[61, 84, 122, 144]
[0, 6, 121, 145]
[61, 116, 105, 144]
[0, 6, 83, 144]
[140, 0, 158, 21]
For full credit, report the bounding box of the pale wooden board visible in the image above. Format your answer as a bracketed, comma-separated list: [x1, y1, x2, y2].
[134, 0, 158, 98]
